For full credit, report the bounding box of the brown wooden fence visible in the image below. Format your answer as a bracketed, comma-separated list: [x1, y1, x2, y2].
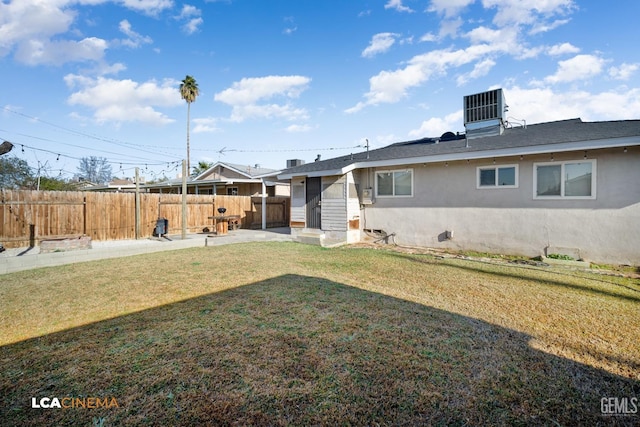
[0, 190, 289, 248]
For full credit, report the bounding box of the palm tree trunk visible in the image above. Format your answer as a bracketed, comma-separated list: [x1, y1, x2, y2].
[186, 101, 191, 174]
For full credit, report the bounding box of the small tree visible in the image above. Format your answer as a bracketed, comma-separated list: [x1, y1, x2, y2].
[77, 156, 112, 184]
[0, 156, 35, 189]
[38, 176, 80, 191]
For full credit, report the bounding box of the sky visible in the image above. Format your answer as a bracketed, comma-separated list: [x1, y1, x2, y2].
[1, 0, 640, 182]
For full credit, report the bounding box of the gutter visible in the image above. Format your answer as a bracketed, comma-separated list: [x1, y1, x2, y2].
[278, 136, 639, 178]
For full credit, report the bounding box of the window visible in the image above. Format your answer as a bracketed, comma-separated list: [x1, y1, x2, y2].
[477, 165, 518, 188]
[376, 169, 413, 197]
[226, 187, 238, 196]
[534, 160, 595, 199]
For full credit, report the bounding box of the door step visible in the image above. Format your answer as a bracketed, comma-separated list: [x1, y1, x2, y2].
[296, 231, 346, 248]
[296, 232, 325, 246]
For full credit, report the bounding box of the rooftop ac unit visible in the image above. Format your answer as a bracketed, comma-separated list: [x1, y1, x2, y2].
[463, 88, 508, 140]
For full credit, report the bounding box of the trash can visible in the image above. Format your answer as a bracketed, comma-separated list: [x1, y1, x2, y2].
[155, 218, 168, 236]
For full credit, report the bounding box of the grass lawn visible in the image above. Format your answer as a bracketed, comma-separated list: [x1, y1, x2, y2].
[1, 242, 638, 426]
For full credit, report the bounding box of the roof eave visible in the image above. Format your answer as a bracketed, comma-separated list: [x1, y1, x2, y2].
[365, 135, 640, 167]
[278, 164, 356, 179]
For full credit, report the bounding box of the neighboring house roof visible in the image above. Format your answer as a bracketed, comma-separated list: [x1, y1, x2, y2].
[142, 161, 283, 189]
[279, 118, 640, 178]
[195, 161, 280, 180]
[81, 179, 137, 191]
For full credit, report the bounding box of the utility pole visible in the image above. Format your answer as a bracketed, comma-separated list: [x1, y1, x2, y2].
[182, 160, 187, 239]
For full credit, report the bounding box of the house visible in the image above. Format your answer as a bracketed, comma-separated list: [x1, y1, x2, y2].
[80, 178, 139, 192]
[144, 161, 289, 196]
[278, 89, 640, 265]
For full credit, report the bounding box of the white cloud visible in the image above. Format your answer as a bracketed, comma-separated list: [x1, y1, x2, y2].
[456, 58, 496, 86]
[178, 4, 199, 18]
[409, 110, 462, 138]
[119, 0, 173, 16]
[482, 0, 576, 28]
[529, 18, 570, 35]
[362, 33, 399, 58]
[348, 1, 593, 113]
[464, 26, 504, 45]
[428, 0, 474, 18]
[547, 42, 580, 56]
[0, 0, 165, 65]
[544, 54, 606, 84]
[193, 117, 219, 133]
[282, 16, 297, 35]
[64, 75, 181, 125]
[420, 32, 437, 42]
[183, 17, 203, 34]
[176, 4, 203, 34]
[347, 42, 506, 112]
[283, 26, 297, 35]
[285, 124, 314, 133]
[609, 63, 639, 81]
[501, 86, 640, 123]
[384, 0, 413, 13]
[0, 0, 93, 64]
[15, 37, 108, 66]
[407, 86, 640, 141]
[117, 20, 153, 48]
[0, 1, 72, 54]
[214, 75, 311, 122]
[438, 17, 464, 39]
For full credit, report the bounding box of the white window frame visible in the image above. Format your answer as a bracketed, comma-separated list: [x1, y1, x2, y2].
[226, 186, 238, 196]
[533, 159, 596, 200]
[476, 164, 519, 189]
[375, 169, 414, 198]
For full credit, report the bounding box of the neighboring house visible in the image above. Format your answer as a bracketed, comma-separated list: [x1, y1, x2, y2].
[81, 178, 139, 192]
[278, 89, 640, 265]
[144, 161, 289, 196]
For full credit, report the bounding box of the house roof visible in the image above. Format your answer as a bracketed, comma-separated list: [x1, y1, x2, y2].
[195, 161, 279, 181]
[278, 118, 640, 178]
[141, 161, 282, 189]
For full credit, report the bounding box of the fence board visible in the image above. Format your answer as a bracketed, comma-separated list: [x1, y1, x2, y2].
[0, 190, 289, 248]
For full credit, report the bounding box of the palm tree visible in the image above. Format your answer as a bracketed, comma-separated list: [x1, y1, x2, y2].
[180, 75, 199, 173]
[192, 160, 214, 177]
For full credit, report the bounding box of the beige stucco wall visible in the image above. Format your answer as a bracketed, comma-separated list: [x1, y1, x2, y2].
[360, 147, 640, 265]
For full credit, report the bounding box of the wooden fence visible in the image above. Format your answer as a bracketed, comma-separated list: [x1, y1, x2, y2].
[0, 190, 289, 248]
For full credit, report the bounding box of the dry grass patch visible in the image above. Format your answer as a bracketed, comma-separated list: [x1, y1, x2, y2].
[1, 242, 638, 426]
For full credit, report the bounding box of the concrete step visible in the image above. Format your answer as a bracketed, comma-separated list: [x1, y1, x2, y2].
[297, 232, 325, 246]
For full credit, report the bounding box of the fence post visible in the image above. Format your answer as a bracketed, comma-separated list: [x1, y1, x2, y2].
[83, 196, 87, 236]
[135, 167, 141, 239]
[261, 180, 267, 230]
